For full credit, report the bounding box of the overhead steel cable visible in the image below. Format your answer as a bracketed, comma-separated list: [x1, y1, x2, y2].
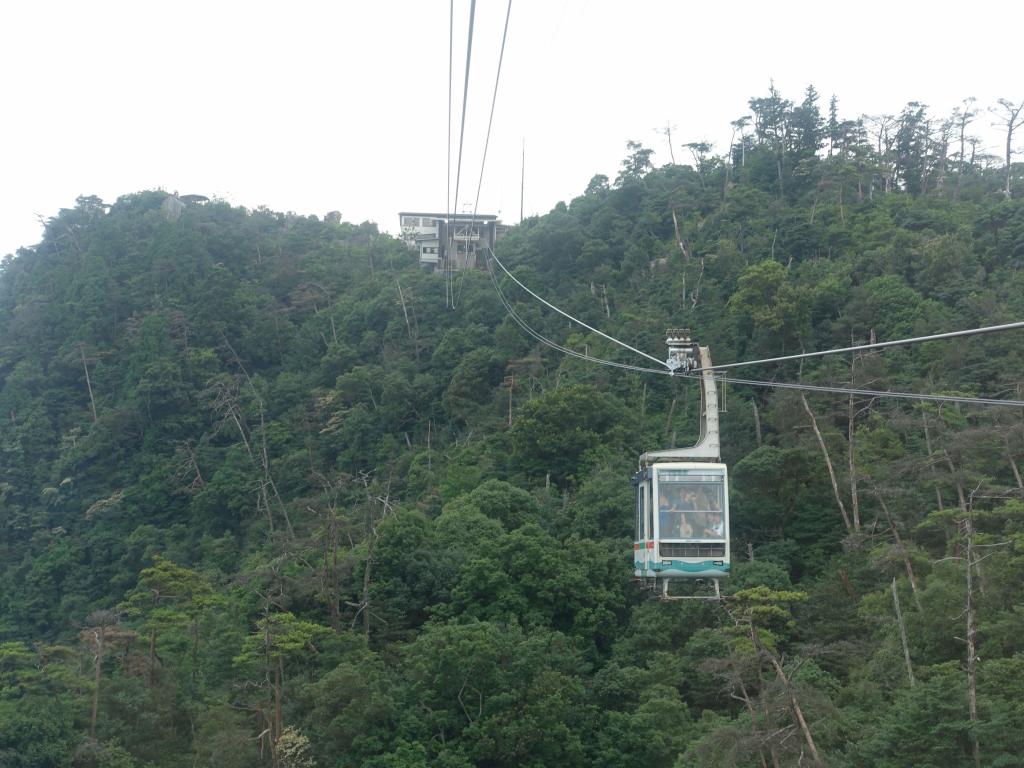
[484, 249, 1024, 407]
[454, 0, 513, 309]
[447, 0, 477, 309]
[487, 247, 671, 368]
[690, 321, 1024, 373]
[485, 251, 667, 375]
[445, 0, 454, 309]
[685, 374, 1024, 408]
[486, 253, 1024, 407]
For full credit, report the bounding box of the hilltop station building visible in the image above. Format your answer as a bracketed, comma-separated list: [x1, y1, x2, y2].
[399, 212, 506, 271]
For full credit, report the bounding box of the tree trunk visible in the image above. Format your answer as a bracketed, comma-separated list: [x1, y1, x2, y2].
[921, 411, 942, 514]
[752, 625, 822, 766]
[690, 257, 705, 310]
[275, 657, 284, 746]
[671, 207, 689, 260]
[148, 628, 157, 688]
[1000, 100, 1024, 199]
[80, 345, 98, 424]
[318, 502, 342, 633]
[360, 478, 378, 640]
[736, 677, 770, 768]
[802, 394, 853, 533]
[891, 577, 916, 687]
[1005, 441, 1024, 490]
[876, 491, 922, 611]
[753, 658, 782, 768]
[965, 518, 981, 768]
[329, 515, 341, 633]
[362, 529, 374, 639]
[752, 400, 763, 447]
[191, 618, 200, 684]
[396, 280, 420, 361]
[260, 409, 294, 538]
[847, 394, 861, 532]
[90, 626, 105, 738]
[922, 411, 945, 511]
[838, 568, 857, 602]
[944, 451, 986, 594]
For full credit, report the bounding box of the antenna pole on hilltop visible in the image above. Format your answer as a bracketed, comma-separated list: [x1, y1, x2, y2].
[520, 138, 525, 223]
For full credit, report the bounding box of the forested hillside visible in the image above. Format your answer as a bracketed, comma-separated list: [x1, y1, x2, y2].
[2, 87, 1024, 768]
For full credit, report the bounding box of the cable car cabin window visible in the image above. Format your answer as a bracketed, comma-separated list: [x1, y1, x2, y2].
[657, 472, 725, 542]
[647, 483, 654, 542]
[637, 486, 645, 539]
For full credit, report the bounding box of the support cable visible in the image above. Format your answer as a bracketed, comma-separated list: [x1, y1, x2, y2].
[445, 0, 454, 308]
[486, 252, 664, 375]
[691, 321, 1024, 373]
[484, 252, 1024, 408]
[448, 0, 477, 308]
[484, 251, 1024, 407]
[487, 247, 670, 368]
[683, 374, 1024, 408]
[454, 0, 513, 309]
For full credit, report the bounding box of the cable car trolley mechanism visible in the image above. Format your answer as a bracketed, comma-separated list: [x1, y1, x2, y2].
[634, 330, 729, 600]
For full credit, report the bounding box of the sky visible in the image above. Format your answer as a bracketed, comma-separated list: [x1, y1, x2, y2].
[2, 0, 1023, 258]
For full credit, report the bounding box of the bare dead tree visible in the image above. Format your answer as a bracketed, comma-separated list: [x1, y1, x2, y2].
[81, 610, 134, 738]
[802, 393, 853, 534]
[747, 625, 823, 766]
[79, 344, 98, 424]
[208, 335, 296, 539]
[690, 257, 706, 310]
[172, 439, 205, 494]
[685, 141, 713, 191]
[943, 451, 986, 594]
[396, 279, 421, 361]
[733, 116, 752, 168]
[991, 98, 1024, 198]
[891, 577, 916, 688]
[348, 472, 394, 640]
[863, 114, 897, 195]
[724, 116, 751, 198]
[962, 514, 981, 768]
[1005, 434, 1024, 490]
[708, 653, 774, 768]
[656, 121, 678, 165]
[306, 472, 353, 633]
[752, 400, 763, 447]
[953, 98, 978, 201]
[874, 490, 922, 611]
[847, 392, 861, 532]
[921, 411, 945, 511]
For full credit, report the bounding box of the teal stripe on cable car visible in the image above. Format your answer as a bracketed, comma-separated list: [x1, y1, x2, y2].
[635, 560, 731, 573]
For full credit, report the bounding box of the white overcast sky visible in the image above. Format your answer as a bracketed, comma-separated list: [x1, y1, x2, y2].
[2, 0, 1022, 257]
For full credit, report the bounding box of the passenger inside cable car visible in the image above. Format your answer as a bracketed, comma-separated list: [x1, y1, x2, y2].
[658, 480, 724, 541]
[658, 489, 693, 538]
[700, 509, 725, 537]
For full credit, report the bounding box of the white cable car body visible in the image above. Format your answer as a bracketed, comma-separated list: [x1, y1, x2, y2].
[634, 336, 730, 589]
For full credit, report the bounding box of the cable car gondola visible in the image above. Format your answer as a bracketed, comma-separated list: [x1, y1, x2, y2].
[634, 331, 729, 598]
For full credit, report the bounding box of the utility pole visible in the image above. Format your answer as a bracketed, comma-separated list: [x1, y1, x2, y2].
[520, 138, 525, 223]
